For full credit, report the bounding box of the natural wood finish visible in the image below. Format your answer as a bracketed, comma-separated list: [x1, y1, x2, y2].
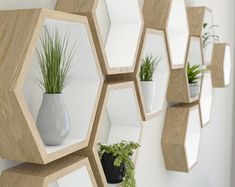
[187, 7, 211, 37]
[161, 103, 201, 172]
[75, 81, 143, 186]
[56, 0, 143, 75]
[167, 37, 202, 103]
[134, 29, 170, 121]
[210, 43, 230, 87]
[0, 9, 103, 164]
[143, 0, 172, 30]
[1, 155, 97, 187]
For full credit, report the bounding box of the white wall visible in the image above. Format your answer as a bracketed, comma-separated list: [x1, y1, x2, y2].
[0, 1, 234, 187]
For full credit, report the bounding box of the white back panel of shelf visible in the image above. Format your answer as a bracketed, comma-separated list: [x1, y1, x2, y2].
[23, 19, 101, 154]
[48, 166, 93, 187]
[185, 107, 201, 169]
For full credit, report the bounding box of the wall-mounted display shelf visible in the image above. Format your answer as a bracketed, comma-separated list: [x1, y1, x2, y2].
[210, 43, 231, 88]
[77, 82, 143, 187]
[135, 29, 170, 121]
[0, 9, 103, 164]
[56, 0, 143, 75]
[143, 0, 189, 69]
[1, 155, 97, 187]
[199, 70, 213, 127]
[187, 7, 215, 65]
[167, 37, 203, 103]
[162, 103, 201, 172]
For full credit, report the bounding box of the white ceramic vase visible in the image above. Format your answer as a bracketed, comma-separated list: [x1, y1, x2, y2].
[189, 83, 200, 98]
[36, 93, 70, 146]
[140, 81, 155, 113]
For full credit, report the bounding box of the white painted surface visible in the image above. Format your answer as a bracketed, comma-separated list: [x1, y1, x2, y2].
[0, 1, 234, 187]
[140, 31, 170, 114]
[200, 70, 213, 126]
[202, 9, 215, 65]
[224, 45, 232, 86]
[166, 0, 189, 67]
[185, 107, 201, 168]
[22, 19, 101, 154]
[95, 0, 142, 69]
[95, 0, 111, 45]
[48, 166, 93, 187]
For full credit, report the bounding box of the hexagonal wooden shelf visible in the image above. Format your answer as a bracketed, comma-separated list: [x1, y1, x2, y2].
[143, 0, 189, 69]
[135, 29, 170, 121]
[0, 9, 103, 164]
[167, 36, 203, 103]
[210, 43, 231, 88]
[187, 7, 215, 65]
[76, 81, 143, 187]
[56, 0, 143, 75]
[162, 103, 202, 172]
[1, 155, 97, 187]
[199, 70, 213, 127]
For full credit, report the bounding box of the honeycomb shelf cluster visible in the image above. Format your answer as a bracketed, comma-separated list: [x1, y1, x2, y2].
[0, 0, 231, 186]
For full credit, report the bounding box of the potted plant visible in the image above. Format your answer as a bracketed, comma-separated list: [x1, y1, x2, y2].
[139, 55, 160, 113]
[187, 64, 203, 98]
[35, 27, 76, 146]
[98, 141, 140, 187]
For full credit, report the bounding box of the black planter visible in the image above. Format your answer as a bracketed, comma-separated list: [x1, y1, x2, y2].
[101, 153, 125, 184]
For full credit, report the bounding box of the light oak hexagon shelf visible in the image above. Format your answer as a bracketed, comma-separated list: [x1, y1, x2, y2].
[77, 82, 143, 187]
[199, 70, 213, 127]
[210, 43, 231, 88]
[1, 155, 97, 187]
[56, 0, 143, 75]
[0, 9, 103, 164]
[143, 0, 189, 69]
[162, 103, 202, 172]
[167, 37, 203, 103]
[135, 29, 170, 121]
[187, 7, 215, 65]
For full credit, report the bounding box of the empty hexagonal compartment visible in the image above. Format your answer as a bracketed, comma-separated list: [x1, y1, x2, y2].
[162, 103, 201, 172]
[143, 0, 189, 69]
[1, 155, 97, 187]
[0, 9, 103, 164]
[56, 0, 143, 75]
[167, 37, 204, 103]
[135, 29, 170, 121]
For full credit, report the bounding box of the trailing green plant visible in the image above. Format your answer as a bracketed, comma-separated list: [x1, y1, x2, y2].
[202, 23, 220, 48]
[35, 27, 76, 94]
[98, 141, 140, 187]
[139, 55, 161, 81]
[187, 64, 203, 84]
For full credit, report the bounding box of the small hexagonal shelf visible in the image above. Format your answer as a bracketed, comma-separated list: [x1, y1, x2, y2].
[135, 29, 170, 121]
[77, 82, 143, 186]
[0, 9, 103, 164]
[162, 103, 202, 172]
[187, 7, 215, 65]
[199, 70, 213, 127]
[143, 0, 189, 69]
[1, 155, 97, 187]
[167, 36, 203, 103]
[211, 43, 231, 88]
[56, 0, 143, 75]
